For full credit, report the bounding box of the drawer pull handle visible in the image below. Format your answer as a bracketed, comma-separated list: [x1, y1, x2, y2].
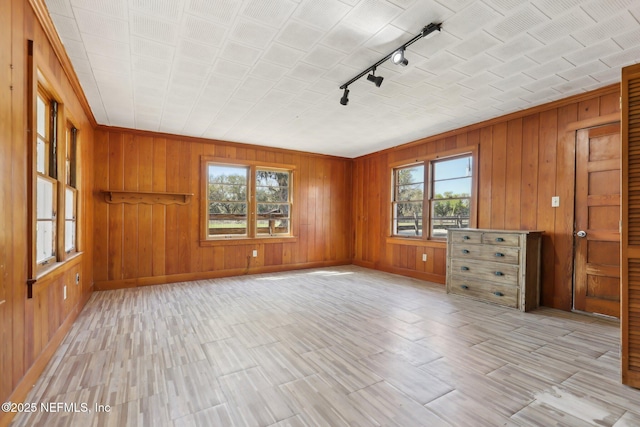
[461, 285, 469, 290]
[495, 271, 503, 276]
[495, 252, 504, 257]
[463, 235, 470, 240]
[493, 291, 504, 297]
[462, 249, 470, 254]
[461, 266, 469, 271]
[495, 237, 505, 242]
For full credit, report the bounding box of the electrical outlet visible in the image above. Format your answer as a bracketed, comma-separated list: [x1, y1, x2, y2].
[63, 285, 67, 300]
[76, 273, 80, 284]
[252, 250, 258, 258]
[551, 196, 560, 207]
[422, 253, 427, 262]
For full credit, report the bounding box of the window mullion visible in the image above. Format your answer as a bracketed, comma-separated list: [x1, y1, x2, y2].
[425, 161, 431, 240]
[249, 165, 255, 238]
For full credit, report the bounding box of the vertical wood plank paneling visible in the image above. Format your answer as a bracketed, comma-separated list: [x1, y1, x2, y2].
[152, 138, 167, 277]
[578, 97, 600, 121]
[520, 114, 540, 230]
[491, 123, 507, 229]
[478, 127, 493, 228]
[122, 133, 138, 279]
[2, 0, 94, 418]
[307, 156, 319, 262]
[352, 87, 619, 308]
[328, 160, 339, 261]
[369, 157, 382, 265]
[434, 248, 446, 275]
[554, 104, 578, 311]
[353, 159, 363, 262]
[108, 133, 124, 280]
[95, 133, 353, 288]
[399, 245, 408, 269]
[600, 91, 620, 116]
[265, 243, 283, 266]
[93, 131, 109, 282]
[177, 141, 191, 274]
[189, 142, 203, 274]
[537, 109, 558, 306]
[297, 155, 309, 264]
[165, 141, 180, 276]
[200, 143, 217, 272]
[0, 0, 12, 402]
[318, 159, 328, 262]
[377, 154, 388, 266]
[505, 119, 523, 229]
[137, 136, 153, 279]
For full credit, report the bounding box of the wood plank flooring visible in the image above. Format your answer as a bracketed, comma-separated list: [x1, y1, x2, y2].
[10, 266, 640, 426]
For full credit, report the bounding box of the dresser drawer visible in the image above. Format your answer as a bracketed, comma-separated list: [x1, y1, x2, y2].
[451, 244, 520, 264]
[448, 276, 518, 308]
[449, 258, 519, 285]
[449, 230, 482, 244]
[481, 232, 521, 247]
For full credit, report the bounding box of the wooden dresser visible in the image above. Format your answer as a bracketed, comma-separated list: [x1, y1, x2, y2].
[446, 229, 543, 311]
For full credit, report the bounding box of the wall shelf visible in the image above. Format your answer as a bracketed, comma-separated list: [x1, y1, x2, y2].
[102, 190, 193, 205]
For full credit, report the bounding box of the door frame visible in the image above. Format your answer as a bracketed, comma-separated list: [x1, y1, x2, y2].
[566, 114, 621, 315]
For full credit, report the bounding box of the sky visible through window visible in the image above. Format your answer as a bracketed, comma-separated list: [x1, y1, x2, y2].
[405, 157, 472, 195]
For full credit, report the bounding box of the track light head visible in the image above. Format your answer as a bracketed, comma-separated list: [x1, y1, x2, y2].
[340, 88, 349, 106]
[366, 70, 384, 87]
[391, 48, 408, 66]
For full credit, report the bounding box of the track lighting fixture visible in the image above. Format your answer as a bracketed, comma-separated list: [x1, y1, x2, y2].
[340, 88, 349, 105]
[338, 22, 441, 105]
[391, 48, 408, 66]
[366, 68, 384, 87]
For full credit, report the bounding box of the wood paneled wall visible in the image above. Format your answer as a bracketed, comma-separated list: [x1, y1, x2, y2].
[353, 86, 620, 311]
[92, 129, 353, 289]
[0, 1, 94, 425]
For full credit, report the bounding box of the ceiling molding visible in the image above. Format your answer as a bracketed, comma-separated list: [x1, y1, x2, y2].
[94, 125, 353, 162]
[357, 83, 621, 161]
[28, 0, 97, 128]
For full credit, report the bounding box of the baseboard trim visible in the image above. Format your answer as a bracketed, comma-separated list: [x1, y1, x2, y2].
[94, 260, 353, 290]
[352, 260, 445, 285]
[0, 290, 92, 427]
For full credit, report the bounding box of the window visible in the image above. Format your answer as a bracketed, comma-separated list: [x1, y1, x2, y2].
[35, 90, 58, 265]
[256, 169, 291, 236]
[392, 152, 474, 240]
[204, 160, 293, 240]
[32, 83, 80, 275]
[207, 164, 249, 237]
[64, 123, 78, 253]
[392, 164, 424, 236]
[430, 155, 472, 238]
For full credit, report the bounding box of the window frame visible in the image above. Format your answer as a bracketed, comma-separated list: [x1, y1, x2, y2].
[64, 122, 78, 254]
[390, 146, 478, 241]
[201, 156, 296, 245]
[35, 87, 59, 267]
[428, 154, 474, 239]
[255, 168, 292, 237]
[28, 62, 82, 287]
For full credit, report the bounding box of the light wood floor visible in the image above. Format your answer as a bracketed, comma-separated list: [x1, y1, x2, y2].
[11, 266, 640, 427]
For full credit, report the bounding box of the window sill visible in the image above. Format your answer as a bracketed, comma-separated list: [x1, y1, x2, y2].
[386, 237, 446, 247]
[35, 251, 83, 281]
[200, 236, 298, 247]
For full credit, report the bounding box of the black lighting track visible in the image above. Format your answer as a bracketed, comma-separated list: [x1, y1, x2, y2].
[338, 22, 442, 103]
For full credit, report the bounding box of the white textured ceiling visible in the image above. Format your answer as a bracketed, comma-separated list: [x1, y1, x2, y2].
[45, 0, 640, 158]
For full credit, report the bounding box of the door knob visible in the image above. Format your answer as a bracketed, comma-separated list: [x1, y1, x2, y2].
[576, 230, 587, 238]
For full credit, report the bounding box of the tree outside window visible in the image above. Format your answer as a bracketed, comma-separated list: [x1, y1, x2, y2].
[392, 153, 473, 239]
[205, 162, 293, 239]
